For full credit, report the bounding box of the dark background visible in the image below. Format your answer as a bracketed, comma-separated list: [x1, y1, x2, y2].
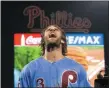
[1, 1, 109, 88]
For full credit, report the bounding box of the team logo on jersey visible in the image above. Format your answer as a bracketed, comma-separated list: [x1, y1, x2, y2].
[61, 70, 78, 87]
[36, 78, 45, 88]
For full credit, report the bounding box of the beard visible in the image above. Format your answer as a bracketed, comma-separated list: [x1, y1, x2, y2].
[45, 38, 61, 52]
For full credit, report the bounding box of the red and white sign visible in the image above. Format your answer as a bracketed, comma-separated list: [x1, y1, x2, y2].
[14, 33, 41, 46]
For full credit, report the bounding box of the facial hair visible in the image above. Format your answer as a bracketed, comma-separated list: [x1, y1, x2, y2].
[45, 39, 61, 52]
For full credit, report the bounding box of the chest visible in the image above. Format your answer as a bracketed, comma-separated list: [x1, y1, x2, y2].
[31, 63, 79, 87]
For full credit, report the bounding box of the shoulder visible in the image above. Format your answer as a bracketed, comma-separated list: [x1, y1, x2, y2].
[65, 57, 83, 66]
[65, 57, 86, 71]
[21, 57, 42, 74]
[27, 57, 42, 67]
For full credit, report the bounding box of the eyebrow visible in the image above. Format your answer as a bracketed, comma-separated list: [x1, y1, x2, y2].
[46, 27, 59, 30]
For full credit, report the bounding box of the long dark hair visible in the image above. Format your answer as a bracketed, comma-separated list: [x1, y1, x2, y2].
[40, 25, 67, 56]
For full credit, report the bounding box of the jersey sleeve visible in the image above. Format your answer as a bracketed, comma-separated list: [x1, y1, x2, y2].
[79, 65, 92, 87]
[18, 65, 31, 87]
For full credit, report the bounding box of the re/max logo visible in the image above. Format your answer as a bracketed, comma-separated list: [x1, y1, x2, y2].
[66, 35, 103, 45]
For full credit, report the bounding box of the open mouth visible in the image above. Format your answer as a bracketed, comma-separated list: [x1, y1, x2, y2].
[49, 34, 56, 38]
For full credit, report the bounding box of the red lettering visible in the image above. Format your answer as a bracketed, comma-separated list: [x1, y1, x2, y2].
[56, 11, 62, 26]
[23, 6, 92, 32]
[40, 10, 49, 28]
[62, 70, 77, 88]
[68, 13, 73, 28]
[50, 12, 55, 25]
[72, 17, 83, 28]
[36, 78, 44, 88]
[82, 17, 92, 28]
[62, 11, 67, 28]
[23, 6, 41, 28]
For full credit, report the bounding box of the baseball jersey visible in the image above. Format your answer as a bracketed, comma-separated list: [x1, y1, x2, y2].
[19, 57, 92, 87]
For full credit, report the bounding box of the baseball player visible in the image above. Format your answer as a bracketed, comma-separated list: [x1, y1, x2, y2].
[19, 25, 91, 87]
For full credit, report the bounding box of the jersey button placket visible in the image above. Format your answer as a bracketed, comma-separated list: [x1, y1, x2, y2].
[51, 63, 57, 87]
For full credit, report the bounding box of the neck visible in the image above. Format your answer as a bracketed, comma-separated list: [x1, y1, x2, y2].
[43, 45, 64, 62]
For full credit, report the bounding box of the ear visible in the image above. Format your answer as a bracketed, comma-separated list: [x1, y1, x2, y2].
[61, 40, 65, 43]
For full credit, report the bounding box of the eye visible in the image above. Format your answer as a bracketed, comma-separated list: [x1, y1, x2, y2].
[55, 28, 59, 31]
[45, 29, 50, 32]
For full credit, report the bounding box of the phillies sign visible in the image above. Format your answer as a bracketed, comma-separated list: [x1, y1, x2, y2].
[23, 6, 92, 32]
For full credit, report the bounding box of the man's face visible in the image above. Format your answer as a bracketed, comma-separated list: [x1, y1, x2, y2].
[43, 25, 62, 45]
